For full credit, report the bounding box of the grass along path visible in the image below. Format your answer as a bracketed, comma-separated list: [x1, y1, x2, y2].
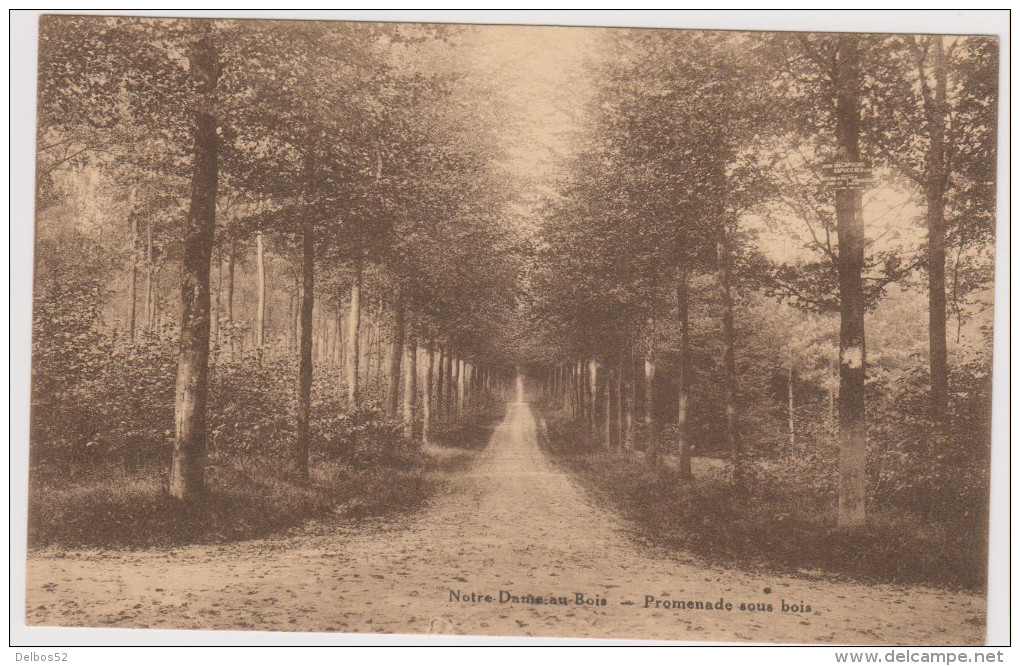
[26, 402, 985, 643]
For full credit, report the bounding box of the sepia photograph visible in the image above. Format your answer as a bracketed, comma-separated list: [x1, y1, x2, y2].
[13, 10, 1007, 648]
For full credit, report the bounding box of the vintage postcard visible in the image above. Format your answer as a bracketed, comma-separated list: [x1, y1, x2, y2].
[17, 11, 1005, 646]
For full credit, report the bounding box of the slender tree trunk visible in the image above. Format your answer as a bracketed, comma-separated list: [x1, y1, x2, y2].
[423, 343, 435, 445]
[315, 303, 323, 364]
[577, 360, 585, 425]
[571, 361, 579, 418]
[558, 365, 566, 407]
[386, 294, 405, 417]
[624, 348, 635, 449]
[126, 188, 138, 342]
[169, 23, 218, 501]
[145, 220, 155, 332]
[452, 355, 462, 415]
[152, 287, 161, 335]
[644, 352, 656, 454]
[583, 359, 592, 430]
[212, 253, 221, 360]
[443, 351, 453, 416]
[291, 272, 300, 352]
[449, 352, 457, 414]
[373, 304, 384, 386]
[346, 259, 362, 405]
[576, 360, 583, 422]
[457, 358, 466, 412]
[834, 35, 867, 528]
[788, 352, 796, 448]
[361, 308, 370, 388]
[255, 230, 266, 348]
[225, 245, 235, 361]
[589, 360, 599, 438]
[925, 36, 950, 421]
[717, 225, 742, 489]
[371, 310, 379, 383]
[335, 297, 344, 366]
[828, 355, 837, 445]
[403, 340, 417, 440]
[573, 360, 582, 421]
[566, 364, 573, 417]
[371, 308, 380, 385]
[322, 304, 332, 364]
[615, 356, 624, 449]
[436, 346, 446, 421]
[676, 269, 693, 479]
[295, 149, 317, 481]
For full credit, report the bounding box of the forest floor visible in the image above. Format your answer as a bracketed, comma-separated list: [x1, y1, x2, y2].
[25, 402, 985, 644]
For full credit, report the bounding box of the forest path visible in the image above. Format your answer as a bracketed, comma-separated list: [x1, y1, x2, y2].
[26, 402, 985, 644]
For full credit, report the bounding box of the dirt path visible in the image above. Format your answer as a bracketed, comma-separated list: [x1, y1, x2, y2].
[25, 402, 985, 644]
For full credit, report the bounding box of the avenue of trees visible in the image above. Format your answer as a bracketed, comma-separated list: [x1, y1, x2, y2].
[526, 30, 997, 532]
[30, 17, 997, 562]
[32, 17, 522, 512]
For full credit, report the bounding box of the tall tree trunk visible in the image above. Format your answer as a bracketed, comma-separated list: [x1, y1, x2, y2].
[436, 346, 446, 421]
[452, 355, 462, 414]
[676, 269, 693, 479]
[788, 352, 796, 448]
[564, 365, 570, 409]
[386, 294, 405, 417]
[458, 358, 467, 412]
[346, 259, 362, 405]
[126, 188, 138, 342]
[370, 307, 380, 385]
[925, 36, 950, 420]
[255, 230, 266, 348]
[834, 35, 867, 528]
[571, 361, 579, 418]
[447, 352, 456, 415]
[589, 360, 599, 438]
[644, 352, 656, 454]
[145, 220, 155, 332]
[314, 304, 323, 364]
[212, 252, 221, 360]
[323, 304, 332, 364]
[615, 356, 624, 449]
[169, 23, 218, 501]
[403, 340, 417, 440]
[828, 355, 837, 438]
[365, 309, 374, 385]
[373, 303, 384, 386]
[225, 244, 235, 361]
[291, 272, 300, 352]
[335, 297, 344, 366]
[295, 151, 317, 481]
[423, 343, 435, 445]
[361, 308, 370, 388]
[444, 351, 453, 415]
[717, 225, 742, 489]
[151, 284, 160, 335]
[577, 361, 584, 421]
[583, 359, 591, 426]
